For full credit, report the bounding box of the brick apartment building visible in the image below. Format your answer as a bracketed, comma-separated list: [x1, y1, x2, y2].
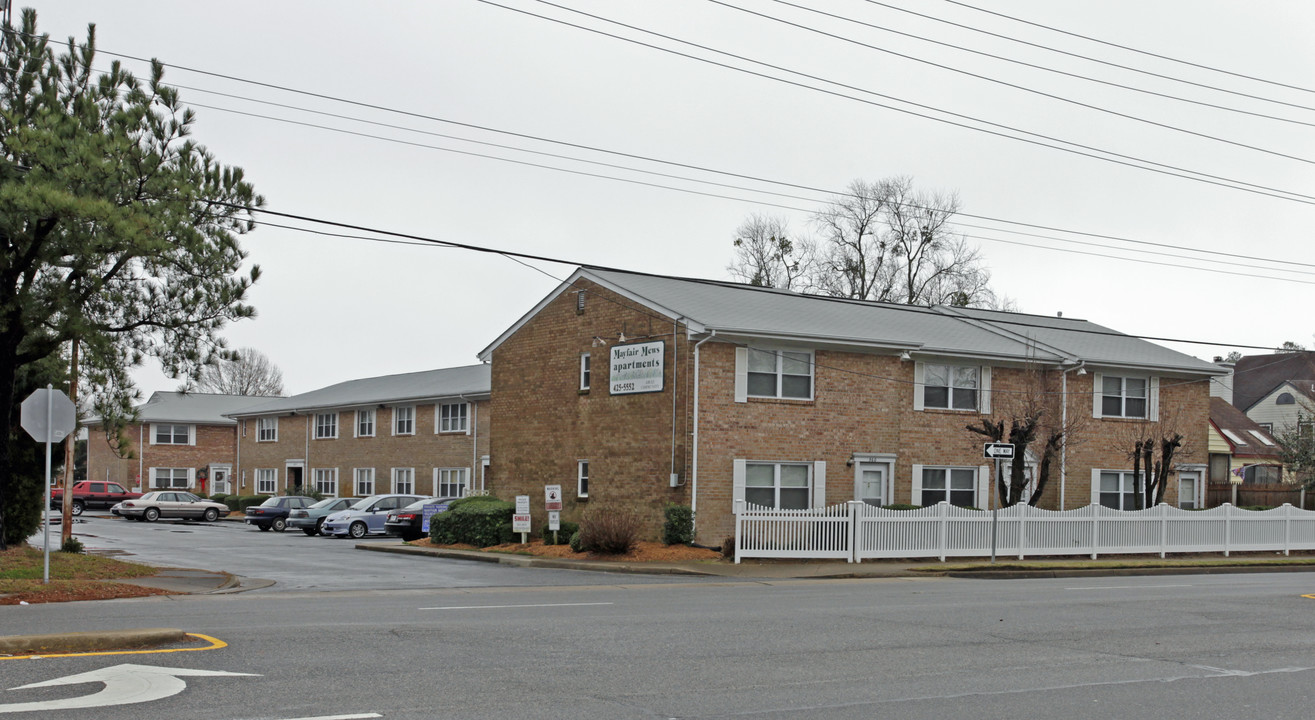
[85, 392, 271, 495]
[226, 365, 491, 499]
[480, 267, 1223, 545]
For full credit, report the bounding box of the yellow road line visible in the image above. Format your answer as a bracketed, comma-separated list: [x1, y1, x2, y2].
[1303, 594, 1315, 600]
[0, 633, 225, 661]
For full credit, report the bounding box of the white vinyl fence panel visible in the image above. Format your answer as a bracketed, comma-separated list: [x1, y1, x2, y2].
[733, 500, 1315, 563]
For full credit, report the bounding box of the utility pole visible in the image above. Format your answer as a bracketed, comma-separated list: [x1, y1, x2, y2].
[60, 340, 80, 544]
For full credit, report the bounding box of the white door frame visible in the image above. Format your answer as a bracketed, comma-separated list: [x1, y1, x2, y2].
[209, 464, 232, 495]
[852, 453, 896, 506]
[1178, 464, 1207, 508]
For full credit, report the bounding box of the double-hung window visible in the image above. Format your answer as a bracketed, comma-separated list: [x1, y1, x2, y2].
[1097, 471, 1140, 510]
[314, 412, 337, 439]
[257, 417, 277, 442]
[152, 467, 190, 489]
[354, 468, 375, 496]
[392, 468, 414, 494]
[356, 409, 375, 437]
[747, 348, 812, 399]
[577, 460, 589, 498]
[439, 403, 468, 433]
[744, 462, 811, 510]
[312, 468, 338, 495]
[1243, 465, 1281, 484]
[919, 467, 977, 507]
[256, 468, 277, 494]
[1101, 376, 1147, 418]
[393, 406, 414, 436]
[923, 364, 979, 411]
[153, 424, 191, 445]
[580, 353, 591, 391]
[436, 468, 467, 497]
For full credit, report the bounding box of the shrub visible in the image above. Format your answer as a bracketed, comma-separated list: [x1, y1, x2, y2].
[881, 504, 921, 511]
[661, 504, 694, 545]
[575, 503, 641, 555]
[428, 498, 515, 547]
[720, 536, 735, 559]
[223, 495, 241, 511]
[60, 536, 84, 553]
[237, 495, 269, 512]
[568, 530, 583, 553]
[209, 493, 229, 504]
[541, 521, 580, 545]
[497, 521, 518, 545]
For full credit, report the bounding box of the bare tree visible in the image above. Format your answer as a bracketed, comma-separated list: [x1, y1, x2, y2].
[726, 214, 813, 290]
[180, 347, 284, 396]
[730, 177, 1009, 308]
[965, 363, 1085, 507]
[1108, 405, 1191, 509]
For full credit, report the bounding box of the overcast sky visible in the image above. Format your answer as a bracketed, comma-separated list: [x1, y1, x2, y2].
[30, 1, 1315, 395]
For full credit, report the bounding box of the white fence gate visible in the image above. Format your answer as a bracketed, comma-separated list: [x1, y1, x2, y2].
[733, 500, 1315, 563]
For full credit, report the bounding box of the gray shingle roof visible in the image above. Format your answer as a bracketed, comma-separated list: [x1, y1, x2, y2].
[481, 267, 1223, 375]
[227, 364, 491, 417]
[94, 392, 274, 426]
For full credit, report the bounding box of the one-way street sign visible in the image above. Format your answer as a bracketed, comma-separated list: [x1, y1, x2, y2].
[983, 442, 1015, 459]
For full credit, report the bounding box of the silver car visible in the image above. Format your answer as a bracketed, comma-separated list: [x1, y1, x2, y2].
[321, 494, 425, 538]
[118, 491, 231, 523]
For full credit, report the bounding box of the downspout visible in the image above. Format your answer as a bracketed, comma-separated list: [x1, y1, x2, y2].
[304, 414, 310, 495]
[461, 394, 477, 496]
[137, 423, 144, 492]
[691, 331, 717, 533]
[234, 420, 241, 496]
[1060, 362, 1086, 509]
[671, 317, 679, 484]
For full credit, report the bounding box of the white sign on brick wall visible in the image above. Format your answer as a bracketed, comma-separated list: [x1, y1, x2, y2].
[610, 340, 664, 395]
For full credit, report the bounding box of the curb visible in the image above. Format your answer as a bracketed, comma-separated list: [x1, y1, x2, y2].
[357, 543, 723, 576]
[946, 564, 1315, 580]
[0, 628, 186, 656]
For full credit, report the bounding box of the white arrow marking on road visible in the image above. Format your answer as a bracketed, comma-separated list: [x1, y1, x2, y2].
[0, 664, 257, 714]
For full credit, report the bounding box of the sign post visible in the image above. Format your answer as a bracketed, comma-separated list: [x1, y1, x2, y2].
[544, 485, 563, 543]
[513, 495, 531, 544]
[983, 443, 1015, 565]
[20, 386, 77, 584]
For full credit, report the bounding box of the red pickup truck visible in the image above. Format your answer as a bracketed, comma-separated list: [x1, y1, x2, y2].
[50, 481, 143, 516]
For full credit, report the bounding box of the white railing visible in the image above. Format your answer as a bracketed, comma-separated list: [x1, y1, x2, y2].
[733, 500, 1315, 563]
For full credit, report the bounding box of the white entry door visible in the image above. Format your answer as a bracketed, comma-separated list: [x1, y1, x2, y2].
[857, 463, 887, 507]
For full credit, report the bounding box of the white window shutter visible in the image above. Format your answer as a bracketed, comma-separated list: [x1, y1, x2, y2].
[913, 361, 926, 411]
[148, 424, 157, 445]
[1149, 377, 1160, 421]
[1090, 469, 1102, 506]
[732, 459, 746, 502]
[734, 348, 748, 403]
[977, 465, 990, 510]
[813, 461, 826, 508]
[466, 403, 472, 436]
[1092, 372, 1104, 419]
[189, 425, 196, 446]
[980, 366, 992, 415]
[911, 464, 924, 506]
[187, 468, 196, 488]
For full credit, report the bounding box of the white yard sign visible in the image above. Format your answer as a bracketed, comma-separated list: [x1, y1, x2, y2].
[609, 340, 664, 395]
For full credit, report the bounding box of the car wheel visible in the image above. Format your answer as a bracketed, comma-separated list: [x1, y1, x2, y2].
[315, 518, 328, 536]
[144, 507, 160, 522]
[257, 523, 270, 532]
[203, 508, 219, 522]
[348, 521, 367, 539]
[302, 528, 318, 536]
[272, 517, 287, 532]
[71, 500, 84, 516]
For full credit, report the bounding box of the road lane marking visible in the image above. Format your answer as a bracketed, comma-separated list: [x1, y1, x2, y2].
[1063, 584, 1193, 590]
[419, 602, 614, 610]
[279, 715, 381, 720]
[0, 633, 226, 661]
[1, 663, 257, 713]
[1302, 594, 1315, 599]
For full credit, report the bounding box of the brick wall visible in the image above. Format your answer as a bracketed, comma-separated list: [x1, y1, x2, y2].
[85, 421, 239, 493]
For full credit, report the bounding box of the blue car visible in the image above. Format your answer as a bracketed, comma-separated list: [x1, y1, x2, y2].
[321, 494, 426, 539]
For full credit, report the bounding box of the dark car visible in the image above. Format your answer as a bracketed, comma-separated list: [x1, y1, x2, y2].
[384, 497, 458, 541]
[244, 495, 315, 532]
[288, 497, 360, 536]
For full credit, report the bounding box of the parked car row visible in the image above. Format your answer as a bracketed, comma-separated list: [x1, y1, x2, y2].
[106, 492, 458, 541]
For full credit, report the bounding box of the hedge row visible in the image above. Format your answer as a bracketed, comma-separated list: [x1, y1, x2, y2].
[429, 496, 515, 547]
[222, 495, 272, 512]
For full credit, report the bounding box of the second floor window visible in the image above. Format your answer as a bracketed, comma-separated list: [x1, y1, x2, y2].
[1102, 376, 1147, 418]
[257, 417, 277, 442]
[580, 353, 591, 390]
[923, 364, 979, 411]
[315, 413, 337, 439]
[747, 348, 812, 399]
[153, 424, 190, 445]
[439, 403, 468, 433]
[356, 409, 375, 437]
[393, 406, 414, 435]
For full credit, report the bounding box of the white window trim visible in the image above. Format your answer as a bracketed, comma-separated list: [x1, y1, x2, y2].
[150, 467, 193, 489]
[580, 353, 591, 391]
[913, 362, 991, 414]
[256, 417, 278, 443]
[354, 468, 375, 496]
[1090, 469, 1145, 510]
[392, 406, 415, 436]
[852, 453, 896, 507]
[314, 412, 338, 440]
[436, 402, 470, 435]
[577, 460, 590, 498]
[911, 464, 989, 509]
[732, 459, 827, 509]
[734, 347, 815, 402]
[434, 467, 468, 498]
[1092, 373, 1159, 420]
[312, 468, 339, 496]
[392, 467, 415, 494]
[255, 468, 278, 495]
[149, 423, 194, 446]
[356, 409, 375, 438]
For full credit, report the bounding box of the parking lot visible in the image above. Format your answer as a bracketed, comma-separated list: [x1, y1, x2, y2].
[47, 513, 711, 592]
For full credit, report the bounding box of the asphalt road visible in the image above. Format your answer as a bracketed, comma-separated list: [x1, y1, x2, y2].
[5, 539, 1315, 719]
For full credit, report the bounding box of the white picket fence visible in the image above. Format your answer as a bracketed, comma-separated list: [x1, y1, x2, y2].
[733, 500, 1315, 563]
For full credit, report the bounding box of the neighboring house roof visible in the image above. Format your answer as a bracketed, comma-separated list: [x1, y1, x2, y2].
[1232, 351, 1315, 412]
[226, 364, 491, 418]
[479, 267, 1224, 375]
[88, 391, 273, 426]
[1209, 397, 1281, 459]
[1244, 379, 1315, 413]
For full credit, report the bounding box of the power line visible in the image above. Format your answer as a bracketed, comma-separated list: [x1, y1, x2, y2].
[943, 0, 1315, 98]
[485, 1, 1315, 205]
[708, 0, 1315, 166]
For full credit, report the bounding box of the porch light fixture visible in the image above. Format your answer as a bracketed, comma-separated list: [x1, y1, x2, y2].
[899, 351, 912, 362]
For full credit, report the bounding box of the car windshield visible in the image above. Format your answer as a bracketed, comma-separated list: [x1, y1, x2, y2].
[310, 497, 347, 510]
[348, 497, 379, 511]
[402, 498, 441, 510]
